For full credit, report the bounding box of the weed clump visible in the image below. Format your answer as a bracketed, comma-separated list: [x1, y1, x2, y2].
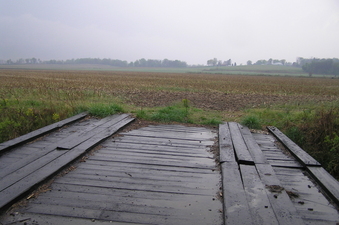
[241, 115, 261, 129]
[87, 103, 124, 117]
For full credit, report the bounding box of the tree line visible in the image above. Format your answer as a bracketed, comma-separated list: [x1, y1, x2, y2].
[298, 58, 339, 76]
[3, 57, 188, 68]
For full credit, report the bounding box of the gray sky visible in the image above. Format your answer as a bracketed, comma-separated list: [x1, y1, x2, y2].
[1, 0, 338, 65]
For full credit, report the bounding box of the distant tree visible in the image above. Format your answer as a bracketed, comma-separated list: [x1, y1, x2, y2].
[6, 59, 13, 64]
[234, 62, 237, 66]
[255, 59, 267, 65]
[280, 59, 286, 65]
[302, 58, 339, 77]
[247, 60, 252, 66]
[268, 58, 273, 65]
[16, 58, 24, 64]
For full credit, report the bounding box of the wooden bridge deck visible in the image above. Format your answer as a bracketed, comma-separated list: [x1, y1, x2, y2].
[0, 115, 339, 224]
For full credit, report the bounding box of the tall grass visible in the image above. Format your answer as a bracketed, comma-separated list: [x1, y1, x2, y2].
[241, 104, 339, 179]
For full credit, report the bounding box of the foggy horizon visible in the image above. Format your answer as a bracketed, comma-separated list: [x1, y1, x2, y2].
[1, 0, 338, 65]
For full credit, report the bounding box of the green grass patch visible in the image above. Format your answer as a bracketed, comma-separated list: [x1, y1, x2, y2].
[240, 115, 261, 129]
[86, 103, 124, 117]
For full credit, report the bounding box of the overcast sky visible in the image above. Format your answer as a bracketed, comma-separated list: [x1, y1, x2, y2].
[1, 0, 338, 65]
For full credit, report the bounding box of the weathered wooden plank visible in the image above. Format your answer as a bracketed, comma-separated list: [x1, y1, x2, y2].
[239, 125, 268, 164]
[219, 123, 235, 162]
[94, 151, 212, 163]
[0, 112, 87, 154]
[72, 165, 215, 183]
[0, 115, 134, 209]
[53, 176, 213, 195]
[89, 154, 214, 169]
[120, 130, 215, 142]
[267, 126, 321, 167]
[221, 161, 252, 225]
[228, 122, 254, 165]
[1, 212, 144, 225]
[255, 164, 305, 225]
[239, 165, 278, 225]
[99, 147, 209, 158]
[112, 135, 212, 147]
[307, 166, 339, 206]
[267, 159, 303, 168]
[24, 203, 197, 225]
[103, 139, 208, 154]
[57, 114, 125, 150]
[81, 160, 216, 174]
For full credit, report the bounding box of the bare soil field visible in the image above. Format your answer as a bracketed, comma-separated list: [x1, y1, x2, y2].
[1, 69, 338, 112]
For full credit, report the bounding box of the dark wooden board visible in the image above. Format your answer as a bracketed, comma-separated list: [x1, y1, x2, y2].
[239, 165, 278, 225]
[105, 141, 209, 154]
[57, 114, 125, 150]
[80, 160, 216, 174]
[0, 112, 87, 154]
[88, 154, 214, 170]
[239, 126, 268, 164]
[52, 176, 213, 195]
[274, 167, 339, 223]
[120, 130, 215, 142]
[0, 115, 134, 209]
[228, 122, 254, 165]
[112, 135, 212, 147]
[71, 165, 216, 183]
[307, 166, 339, 206]
[255, 164, 305, 225]
[267, 126, 321, 167]
[221, 161, 253, 225]
[94, 150, 212, 162]
[218, 123, 236, 162]
[98, 146, 209, 158]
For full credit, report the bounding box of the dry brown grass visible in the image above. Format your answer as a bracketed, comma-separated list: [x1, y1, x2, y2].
[1, 69, 338, 112]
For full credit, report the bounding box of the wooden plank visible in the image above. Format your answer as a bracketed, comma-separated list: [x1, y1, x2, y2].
[88, 154, 214, 169]
[221, 161, 253, 225]
[267, 159, 303, 168]
[239, 165, 278, 225]
[219, 123, 236, 162]
[239, 126, 268, 164]
[307, 166, 339, 206]
[112, 135, 212, 147]
[24, 203, 190, 225]
[228, 122, 254, 165]
[0, 112, 87, 154]
[94, 150, 212, 161]
[0, 116, 134, 209]
[81, 160, 216, 174]
[267, 126, 321, 166]
[99, 147, 209, 158]
[57, 114, 125, 150]
[120, 130, 215, 142]
[255, 164, 305, 225]
[52, 176, 212, 195]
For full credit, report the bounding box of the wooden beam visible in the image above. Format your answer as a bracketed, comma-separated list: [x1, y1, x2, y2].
[228, 122, 254, 165]
[267, 126, 320, 167]
[307, 166, 339, 206]
[221, 161, 252, 225]
[0, 112, 87, 154]
[219, 123, 236, 162]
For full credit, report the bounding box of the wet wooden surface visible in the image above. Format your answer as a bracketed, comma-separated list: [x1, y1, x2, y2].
[1, 124, 222, 225]
[0, 114, 134, 210]
[1, 119, 339, 225]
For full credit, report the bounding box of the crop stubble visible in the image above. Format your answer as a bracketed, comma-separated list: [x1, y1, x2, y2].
[0, 69, 338, 112]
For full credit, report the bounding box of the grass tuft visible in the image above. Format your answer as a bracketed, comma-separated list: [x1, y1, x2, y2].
[87, 103, 124, 117]
[240, 115, 261, 129]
